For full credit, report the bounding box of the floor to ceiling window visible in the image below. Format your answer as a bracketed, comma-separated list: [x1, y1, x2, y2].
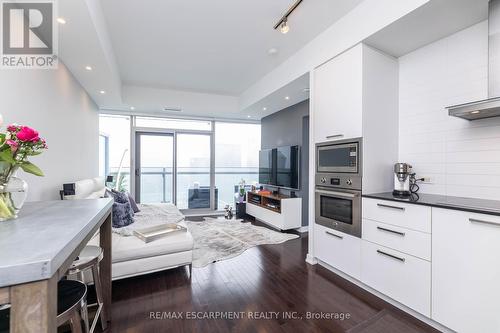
[99, 114, 260, 212]
[215, 122, 260, 208]
[176, 133, 212, 210]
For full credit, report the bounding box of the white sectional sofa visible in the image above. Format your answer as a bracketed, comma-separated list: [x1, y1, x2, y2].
[62, 177, 193, 280]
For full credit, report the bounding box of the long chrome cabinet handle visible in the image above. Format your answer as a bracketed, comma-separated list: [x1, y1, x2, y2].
[377, 226, 406, 237]
[469, 218, 500, 227]
[377, 203, 405, 211]
[377, 250, 406, 263]
[325, 231, 343, 239]
[315, 189, 359, 198]
[326, 134, 344, 139]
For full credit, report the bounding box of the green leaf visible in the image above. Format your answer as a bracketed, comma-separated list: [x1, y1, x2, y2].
[27, 150, 42, 156]
[0, 149, 15, 164]
[20, 162, 44, 177]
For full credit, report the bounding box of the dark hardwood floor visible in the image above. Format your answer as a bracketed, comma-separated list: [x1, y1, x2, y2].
[100, 221, 440, 333]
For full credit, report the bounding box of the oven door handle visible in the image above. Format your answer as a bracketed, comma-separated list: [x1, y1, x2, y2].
[315, 189, 359, 198]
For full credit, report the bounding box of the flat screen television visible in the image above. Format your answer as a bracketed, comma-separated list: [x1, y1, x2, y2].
[259, 145, 300, 190]
[258, 149, 275, 185]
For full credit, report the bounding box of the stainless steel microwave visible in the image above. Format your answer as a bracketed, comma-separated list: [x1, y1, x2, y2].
[316, 138, 362, 175]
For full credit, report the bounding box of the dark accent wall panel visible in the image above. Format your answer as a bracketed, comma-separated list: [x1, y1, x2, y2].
[261, 99, 310, 226]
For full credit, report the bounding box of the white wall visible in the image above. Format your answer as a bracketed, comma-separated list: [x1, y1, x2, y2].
[399, 21, 500, 200]
[0, 62, 99, 201]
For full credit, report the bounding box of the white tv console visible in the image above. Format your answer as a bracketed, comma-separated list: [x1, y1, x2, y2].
[246, 192, 302, 230]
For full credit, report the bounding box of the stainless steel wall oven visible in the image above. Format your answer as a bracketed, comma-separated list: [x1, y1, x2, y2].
[315, 138, 362, 237]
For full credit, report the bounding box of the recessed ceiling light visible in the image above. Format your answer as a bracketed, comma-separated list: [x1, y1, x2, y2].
[268, 48, 278, 55]
[247, 115, 251, 118]
[470, 110, 480, 114]
[263, 107, 267, 111]
[85, 66, 92, 71]
[99, 90, 106, 94]
[56, 17, 66, 24]
[130, 106, 135, 111]
[285, 96, 290, 100]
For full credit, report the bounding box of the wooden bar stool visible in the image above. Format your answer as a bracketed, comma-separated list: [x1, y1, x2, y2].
[67, 245, 108, 332]
[0, 280, 89, 333]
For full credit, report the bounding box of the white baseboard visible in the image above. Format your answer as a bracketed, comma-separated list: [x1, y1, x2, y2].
[305, 253, 318, 265]
[315, 258, 453, 333]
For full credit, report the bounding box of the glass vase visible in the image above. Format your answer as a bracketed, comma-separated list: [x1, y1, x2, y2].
[0, 168, 28, 221]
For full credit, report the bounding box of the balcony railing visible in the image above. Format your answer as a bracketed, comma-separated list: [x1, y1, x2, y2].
[107, 167, 258, 209]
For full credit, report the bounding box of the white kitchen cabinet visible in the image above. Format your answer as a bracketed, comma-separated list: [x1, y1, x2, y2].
[363, 198, 432, 233]
[361, 240, 431, 317]
[432, 208, 500, 333]
[362, 218, 431, 261]
[313, 45, 363, 143]
[314, 223, 361, 280]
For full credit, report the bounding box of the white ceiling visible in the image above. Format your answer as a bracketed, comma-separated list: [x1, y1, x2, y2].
[100, 0, 363, 95]
[365, 0, 489, 57]
[59, 0, 489, 120]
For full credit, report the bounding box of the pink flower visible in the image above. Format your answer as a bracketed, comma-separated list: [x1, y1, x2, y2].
[7, 124, 18, 132]
[16, 126, 39, 142]
[6, 139, 18, 152]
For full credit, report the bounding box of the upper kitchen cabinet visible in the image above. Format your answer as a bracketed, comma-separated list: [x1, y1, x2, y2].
[313, 44, 363, 142]
[312, 43, 398, 144]
[312, 43, 399, 193]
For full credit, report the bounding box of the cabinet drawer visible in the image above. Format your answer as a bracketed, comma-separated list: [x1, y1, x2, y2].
[314, 224, 361, 280]
[361, 240, 431, 317]
[247, 202, 283, 229]
[362, 219, 431, 261]
[362, 198, 431, 233]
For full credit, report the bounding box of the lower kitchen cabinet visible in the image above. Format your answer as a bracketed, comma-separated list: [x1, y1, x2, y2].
[314, 223, 361, 279]
[360, 240, 431, 317]
[432, 208, 500, 333]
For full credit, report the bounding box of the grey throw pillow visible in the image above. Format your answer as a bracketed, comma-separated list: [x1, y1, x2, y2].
[127, 192, 140, 213]
[106, 189, 135, 228]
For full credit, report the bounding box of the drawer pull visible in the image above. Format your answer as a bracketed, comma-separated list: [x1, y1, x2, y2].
[325, 231, 343, 239]
[326, 134, 344, 139]
[377, 226, 406, 237]
[376, 250, 406, 263]
[469, 218, 500, 227]
[377, 203, 405, 211]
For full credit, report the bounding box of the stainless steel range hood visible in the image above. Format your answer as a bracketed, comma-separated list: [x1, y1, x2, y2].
[447, 0, 500, 120]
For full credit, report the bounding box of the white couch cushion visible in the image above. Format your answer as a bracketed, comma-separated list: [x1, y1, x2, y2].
[109, 221, 194, 263]
[64, 177, 105, 200]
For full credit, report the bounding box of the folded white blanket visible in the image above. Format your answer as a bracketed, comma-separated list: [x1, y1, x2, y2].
[112, 203, 185, 236]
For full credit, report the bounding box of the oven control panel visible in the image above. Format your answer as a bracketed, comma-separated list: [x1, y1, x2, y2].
[316, 174, 361, 191]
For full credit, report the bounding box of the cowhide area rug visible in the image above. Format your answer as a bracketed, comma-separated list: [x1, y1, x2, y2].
[185, 218, 299, 268]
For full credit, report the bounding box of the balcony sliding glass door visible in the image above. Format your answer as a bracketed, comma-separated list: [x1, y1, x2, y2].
[135, 130, 214, 211]
[135, 132, 174, 204]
